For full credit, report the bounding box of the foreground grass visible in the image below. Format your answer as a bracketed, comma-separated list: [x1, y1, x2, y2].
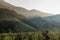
[0, 32, 60, 40]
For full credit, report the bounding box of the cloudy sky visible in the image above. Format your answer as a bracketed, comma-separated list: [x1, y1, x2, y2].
[5, 0, 60, 14]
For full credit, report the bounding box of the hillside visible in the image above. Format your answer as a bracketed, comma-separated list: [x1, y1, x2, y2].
[0, 8, 37, 33]
[44, 14, 60, 23]
[44, 14, 60, 26]
[23, 16, 60, 32]
[0, 20, 37, 33]
[0, 0, 53, 18]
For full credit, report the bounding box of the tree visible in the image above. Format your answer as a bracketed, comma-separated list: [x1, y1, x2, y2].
[42, 30, 50, 40]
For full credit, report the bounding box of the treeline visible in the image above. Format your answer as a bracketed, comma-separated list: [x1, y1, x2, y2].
[0, 31, 60, 40]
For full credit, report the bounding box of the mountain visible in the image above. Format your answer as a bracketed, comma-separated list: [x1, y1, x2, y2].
[40, 14, 60, 32]
[0, 0, 53, 18]
[0, 0, 60, 32]
[44, 14, 60, 25]
[0, 8, 37, 33]
[30, 9, 53, 17]
[0, 8, 25, 20]
[23, 16, 60, 32]
[44, 14, 60, 22]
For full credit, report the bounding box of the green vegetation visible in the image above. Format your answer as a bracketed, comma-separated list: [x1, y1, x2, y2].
[0, 31, 59, 40]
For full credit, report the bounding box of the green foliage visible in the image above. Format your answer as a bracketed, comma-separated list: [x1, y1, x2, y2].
[0, 32, 59, 40]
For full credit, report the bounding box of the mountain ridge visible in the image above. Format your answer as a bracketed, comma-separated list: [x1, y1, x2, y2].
[0, 0, 54, 18]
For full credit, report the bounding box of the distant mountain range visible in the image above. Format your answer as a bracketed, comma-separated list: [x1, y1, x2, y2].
[0, 0, 60, 32]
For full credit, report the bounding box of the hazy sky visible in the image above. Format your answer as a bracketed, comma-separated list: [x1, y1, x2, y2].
[5, 0, 60, 14]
